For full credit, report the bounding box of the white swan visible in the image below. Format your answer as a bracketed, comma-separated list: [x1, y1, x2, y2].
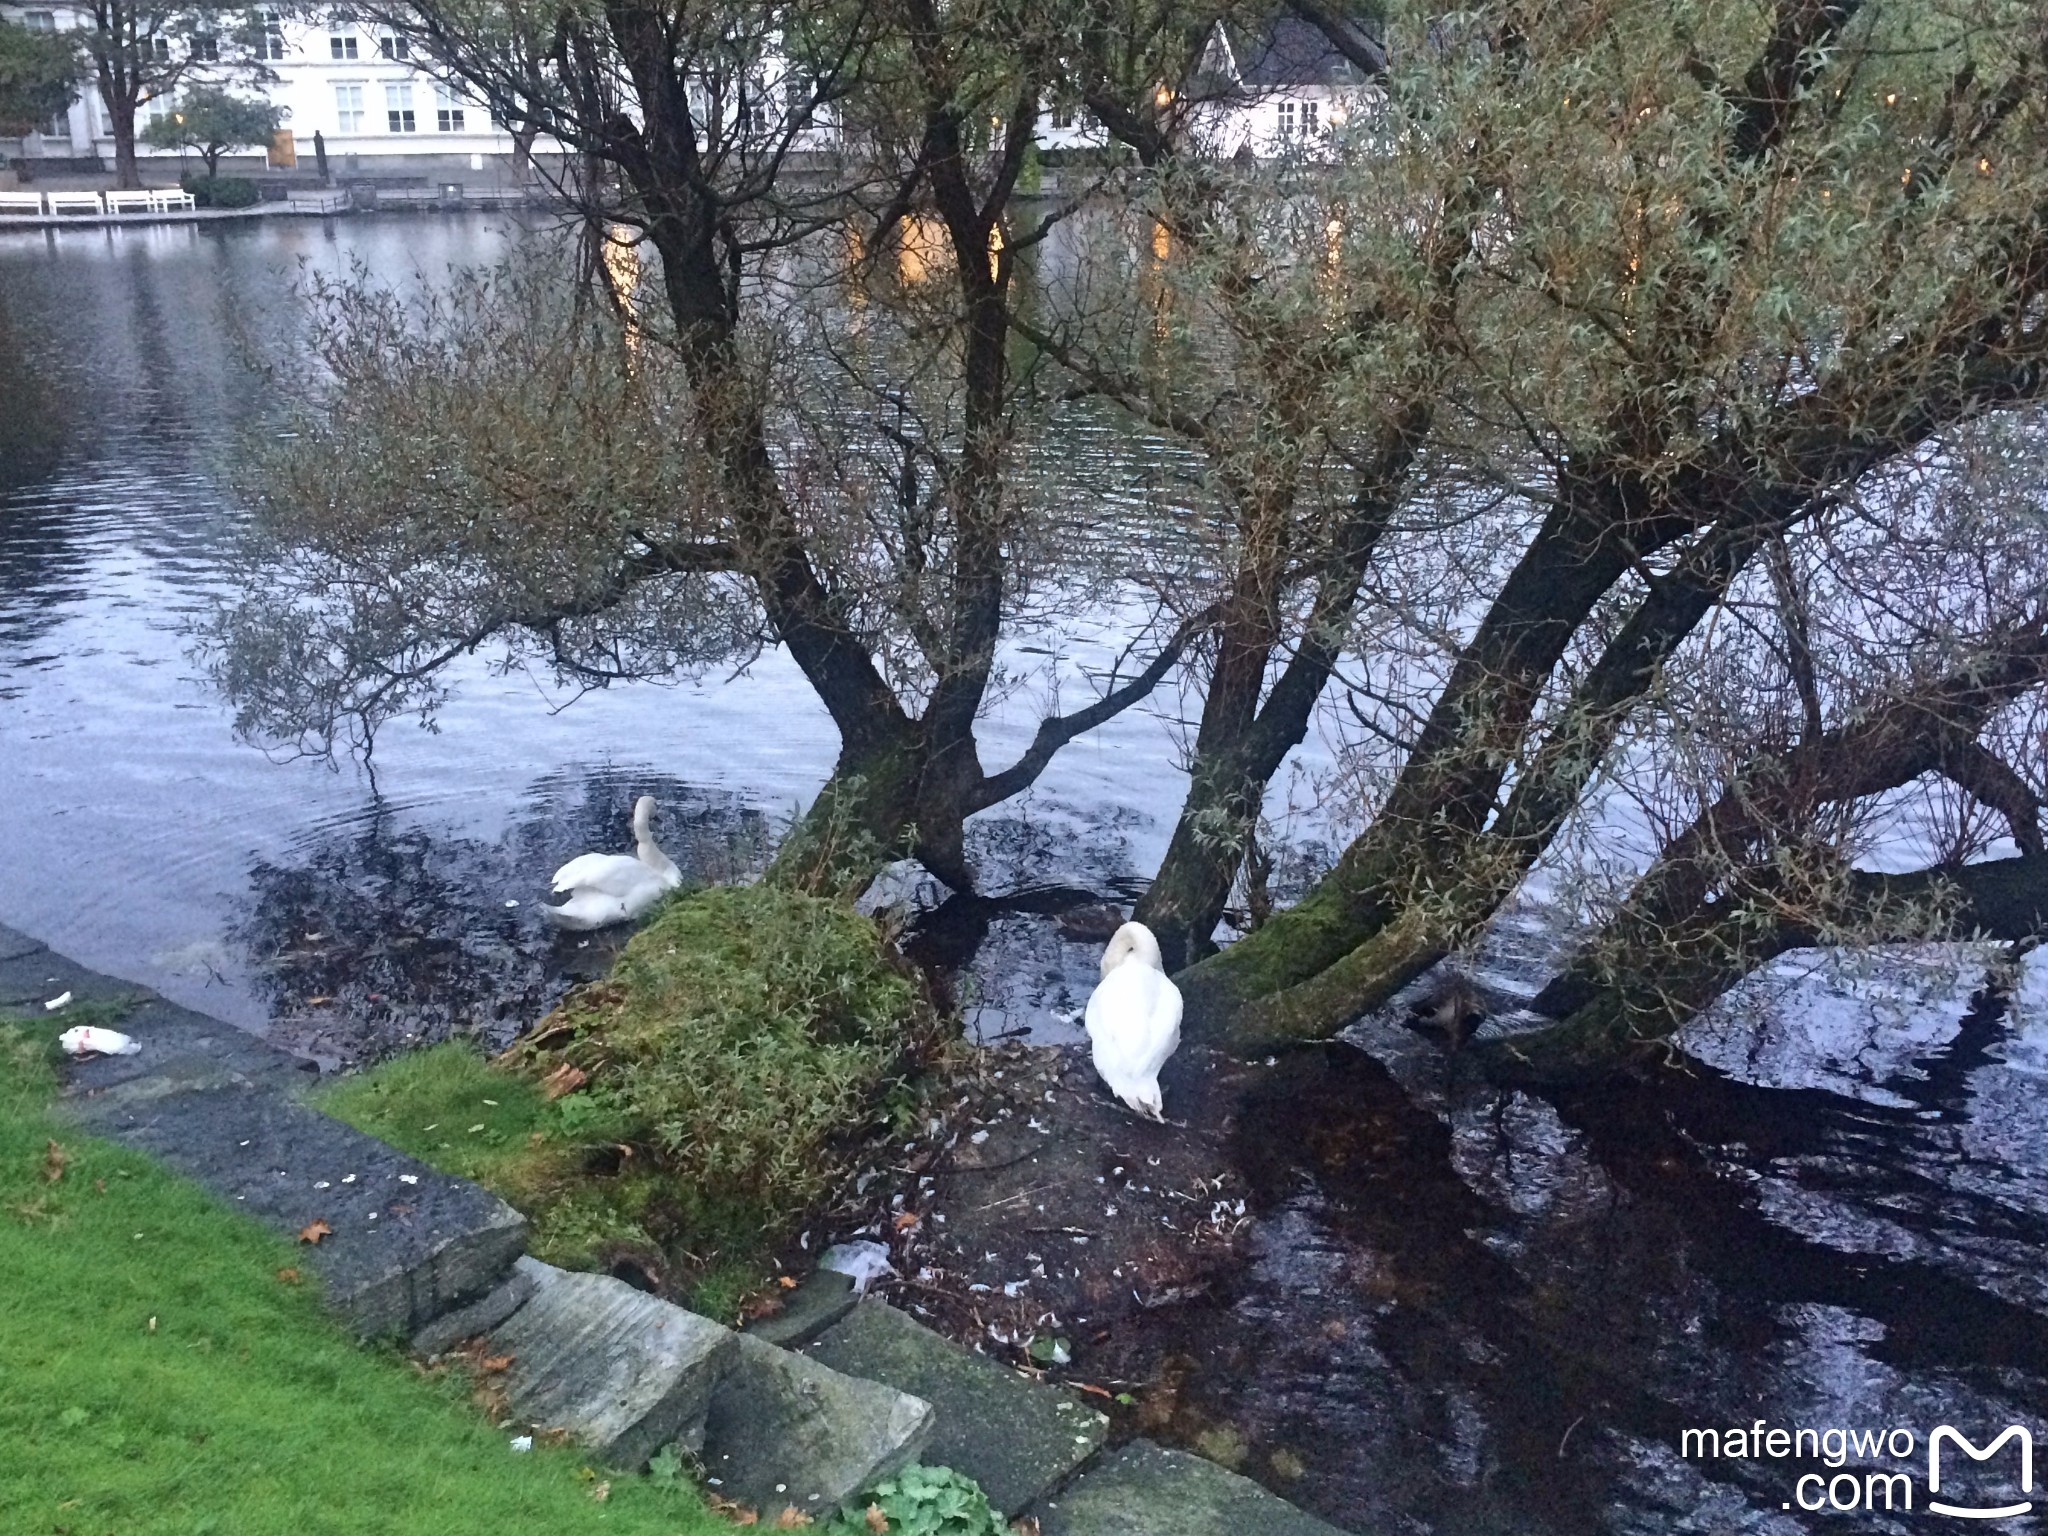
[1083, 921, 1182, 1121]
[541, 795, 682, 930]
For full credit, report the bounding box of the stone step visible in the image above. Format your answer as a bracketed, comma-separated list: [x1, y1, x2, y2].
[487, 1258, 740, 1470]
[702, 1332, 933, 1517]
[742, 1267, 858, 1349]
[23, 924, 527, 1340]
[1032, 1440, 1351, 1536]
[804, 1299, 1108, 1517]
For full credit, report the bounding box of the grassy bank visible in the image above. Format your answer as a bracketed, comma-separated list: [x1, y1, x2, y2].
[319, 884, 938, 1318]
[0, 1013, 724, 1536]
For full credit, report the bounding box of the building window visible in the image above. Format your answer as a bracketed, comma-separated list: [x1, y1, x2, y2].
[146, 36, 172, 61]
[1301, 99, 1319, 134]
[140, 92, 175, 127]
[191, 34, 218, 61]
[24, 10, 56, 29]
[334, 83, 364, 132]
[260, 12, 286, 60]
[329, 27, 358, 59]
[378, 31, 409, 60]
[1276, 100, 1296, 135]
[1050, 103, 1074, 130]
[435, 85, 464, 132]
[385, 83, 415, 133]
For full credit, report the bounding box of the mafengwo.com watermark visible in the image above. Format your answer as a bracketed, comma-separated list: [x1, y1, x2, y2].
[1681, 1422, 2037, 1518]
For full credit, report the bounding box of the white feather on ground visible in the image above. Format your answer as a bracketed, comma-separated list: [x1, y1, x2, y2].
[1083, 921, 1183, 1121]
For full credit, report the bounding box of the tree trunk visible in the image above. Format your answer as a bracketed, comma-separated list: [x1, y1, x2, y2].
[1476, 853, 2048, 1087]
[106, 91, 138, 188]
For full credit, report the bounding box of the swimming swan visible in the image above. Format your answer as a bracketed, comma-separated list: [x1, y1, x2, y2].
[1083, 921, 1182, 1121]
[542, 795, 681, 930]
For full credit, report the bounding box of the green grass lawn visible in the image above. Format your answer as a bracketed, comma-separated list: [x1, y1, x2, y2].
[0, 1016, 726, 1536]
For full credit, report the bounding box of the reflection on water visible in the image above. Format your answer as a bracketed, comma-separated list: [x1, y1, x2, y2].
[4, 219, 2048, 1536]
[239, 772, 771, 1066]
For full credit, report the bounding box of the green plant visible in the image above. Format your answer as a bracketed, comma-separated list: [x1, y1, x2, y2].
[822, 1466, 1005, 1536]
[320, 884, 937, 1311]
[180, 172, 258, 208]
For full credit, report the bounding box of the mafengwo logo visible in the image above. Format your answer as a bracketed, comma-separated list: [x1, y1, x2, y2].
[1679, 1421, 2035, 1518]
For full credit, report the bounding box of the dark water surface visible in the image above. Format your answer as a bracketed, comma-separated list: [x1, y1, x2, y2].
[5, 218, 2047, 1534]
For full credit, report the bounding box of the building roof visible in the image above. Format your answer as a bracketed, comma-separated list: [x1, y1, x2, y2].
[1228, 12, 1385, 90]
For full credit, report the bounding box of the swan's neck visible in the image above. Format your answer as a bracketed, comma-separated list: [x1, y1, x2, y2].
[635, 824, 679, 880]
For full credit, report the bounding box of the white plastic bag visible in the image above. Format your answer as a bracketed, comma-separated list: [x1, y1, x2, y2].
[819, 1239, 896, 1294]
[59, 1026, 142, 1058]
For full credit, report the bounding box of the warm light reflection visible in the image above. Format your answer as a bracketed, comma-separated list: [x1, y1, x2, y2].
[897, 214, 949, 284]
[601, 225, 643, 358]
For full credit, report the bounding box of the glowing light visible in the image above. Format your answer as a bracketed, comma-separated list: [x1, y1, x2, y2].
[1154, 85, 1172, 107]
[1900, 167, 1912, 185]
[1884, 92, 1897, 106]
[1978, 156, 1993, 174]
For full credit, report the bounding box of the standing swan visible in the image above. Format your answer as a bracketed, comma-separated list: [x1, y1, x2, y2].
[1083, 922, 1182, 1121]
[542, 795, 682, 930]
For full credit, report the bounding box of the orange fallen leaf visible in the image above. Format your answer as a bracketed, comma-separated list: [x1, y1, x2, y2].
[478, 1354, 514, 1374]
[705, 1492, 759, 1525]
[276, 1267, 303, 1285]
[41, 1140, 66, 1183]
[772, 1509, 812, 1528]
[777, 1275, 798, 1289]
[892, 1211, 920, 1232]
[539, 1062, 588, 1101]
[865, 1503, 890, 1533]
[297, 1219, 333, 1245]
[1071, 1381, 1115, 1400]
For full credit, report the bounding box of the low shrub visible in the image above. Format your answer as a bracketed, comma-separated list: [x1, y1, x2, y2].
[321, 884, 939, 1314]
[181, 173, 259, 208]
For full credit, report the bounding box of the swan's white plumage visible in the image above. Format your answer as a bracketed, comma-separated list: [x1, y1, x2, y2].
[543, 795, 682, 931]
[1082, 921, 1182, 1121]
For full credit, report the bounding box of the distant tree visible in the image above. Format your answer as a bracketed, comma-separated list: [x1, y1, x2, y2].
[78, 0, 266, 187]
[141, 83, 280, 178]
[0, 18, 80, 138]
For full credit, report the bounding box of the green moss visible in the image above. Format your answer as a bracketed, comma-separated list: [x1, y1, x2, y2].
[320, 885, 937, 1317]
[0, 1019, 722, 1536]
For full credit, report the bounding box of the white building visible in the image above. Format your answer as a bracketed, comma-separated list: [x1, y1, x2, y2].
[2, 3, 528, 184]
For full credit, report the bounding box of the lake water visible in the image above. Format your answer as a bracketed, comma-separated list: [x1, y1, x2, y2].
[5, 214, 2047, 1535]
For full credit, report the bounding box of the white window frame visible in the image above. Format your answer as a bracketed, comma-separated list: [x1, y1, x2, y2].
[384, 82, 416, 133]
[434, 85, 465, 133]
[1276, 99, 1297, 136]
[377, 30, 409, 60]
[1301, 99, 1319, 134]
[329, 26, 358, 59]
[333, 82, 365, 133]
[259, 11, 286, 60]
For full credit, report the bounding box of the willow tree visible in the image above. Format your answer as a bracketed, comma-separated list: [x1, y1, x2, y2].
[216, 0, 1206, 893]
[1169, 0, 2048, 1052]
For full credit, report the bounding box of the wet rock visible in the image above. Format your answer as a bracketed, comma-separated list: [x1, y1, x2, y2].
[805, 1300, 1107, 1516]
[701, 1333, 933, 1512]
[744, 1268, 859, 1349]
[1032, 1440, 1348, 1536]
[488, 1258, 740, 1468]
[1057, 904, 1128, 944]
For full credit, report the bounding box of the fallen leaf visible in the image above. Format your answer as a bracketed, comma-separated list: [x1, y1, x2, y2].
[306, 996, 333, 1006]
[540, 1061, 588, 1100]
[777, 1275, 798, 1289]
[276, 1267, 303, 1285]
[865, 1503, 890, 1533]
[41, 1140, 66, 1183]
[771, 1508, 811, 1528]
[297, 1219, 333, 1245]
[588, 1480, 610, 1503]
[892, 1210, 920, 1232]
[478, 1354, 514, 1374]
[706, 1492, 759, 1525]
[1011, 1520, 1040, 1536]
[146, 1315, 156, 1332]
[1072, 1381, 1115, 1400]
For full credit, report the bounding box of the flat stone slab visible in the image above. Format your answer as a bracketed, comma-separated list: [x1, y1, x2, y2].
[413, 1263, 538, 1358]
[63, 1076, 527, 1338]
[702, 1332, 933, 1516]
[805, 1300, 1107, 1516]
[1032, 1440, 1351, 1536]
[489, 1258, 740, 1469]
[743, 1268, 858, 1349]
